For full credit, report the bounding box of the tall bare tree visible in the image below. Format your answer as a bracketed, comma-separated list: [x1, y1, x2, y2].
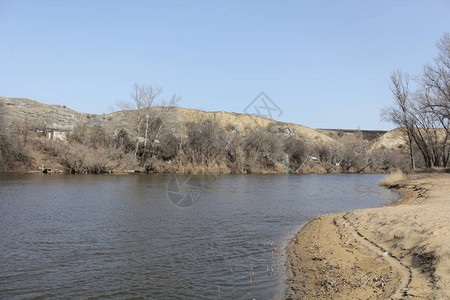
[383, 33, 450, 168]
[117, 84, 147, 155]
[422, 33, 450, 134]
[117, 84, 180, 157]
[382, 70, 416, 169]
[419, 33, 450, 167]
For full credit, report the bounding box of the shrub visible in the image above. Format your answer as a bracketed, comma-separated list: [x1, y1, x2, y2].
[185, 120, 227, 163]
[379, 169, 406, 187]
[69, 122, 109, 148]
[58, 142, 122, 174]
[283, 137, 308, 170]
[0, 134, 33, 170]
[244, 128, 284, 169]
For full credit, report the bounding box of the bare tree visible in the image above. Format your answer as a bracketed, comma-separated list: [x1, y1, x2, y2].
[142, 86, 161, 149]
[383, 33, 450, 168]
[382, 70, 416, 169]
[422, 33, 450, 134]
[117, 84, 147, 155]
[117, 84, 180, 159]
[416, 33, 450, 167]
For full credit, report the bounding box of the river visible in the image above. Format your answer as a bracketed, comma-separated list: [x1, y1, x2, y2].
[0, 173, 397, 299]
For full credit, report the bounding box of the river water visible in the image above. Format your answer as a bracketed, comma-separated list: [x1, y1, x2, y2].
[0, 173, 397, 299]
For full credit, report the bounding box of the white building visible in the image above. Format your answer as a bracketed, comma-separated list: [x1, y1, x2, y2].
[46, 129, 70, 142]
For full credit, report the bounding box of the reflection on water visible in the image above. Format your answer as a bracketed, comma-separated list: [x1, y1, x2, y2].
[0, 173, 397, 299]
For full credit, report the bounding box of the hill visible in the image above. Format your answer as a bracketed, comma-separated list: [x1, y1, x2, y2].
[0, 97, 404, 174]
[0, 97, 337, 146]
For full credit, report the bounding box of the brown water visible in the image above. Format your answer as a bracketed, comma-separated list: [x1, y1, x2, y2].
[0, 173, 397, 299]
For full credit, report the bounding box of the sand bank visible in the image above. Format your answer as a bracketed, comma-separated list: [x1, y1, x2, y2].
[287, 173, 450, 299]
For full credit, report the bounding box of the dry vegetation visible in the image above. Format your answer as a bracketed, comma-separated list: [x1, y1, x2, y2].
[379, 169, 407, 187]
[0, 92, 442, 175]
[0, 106, 410, 175]
[0, 91, 430, 175]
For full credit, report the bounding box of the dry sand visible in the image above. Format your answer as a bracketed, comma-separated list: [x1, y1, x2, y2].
[287, 172, 450, 299]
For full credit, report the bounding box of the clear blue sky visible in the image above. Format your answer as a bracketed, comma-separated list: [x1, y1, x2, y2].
[1, 1, 449, 130]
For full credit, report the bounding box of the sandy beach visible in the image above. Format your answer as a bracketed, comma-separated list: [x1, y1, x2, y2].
[287, 172, 450, 299]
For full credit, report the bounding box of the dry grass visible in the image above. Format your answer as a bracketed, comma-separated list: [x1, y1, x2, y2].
[379, 169, 406, 187]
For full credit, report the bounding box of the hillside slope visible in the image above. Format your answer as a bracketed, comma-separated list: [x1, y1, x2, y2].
[0, 97, 339, 147]
[370, 128, 408, 151]
[317, 128, 387, 144]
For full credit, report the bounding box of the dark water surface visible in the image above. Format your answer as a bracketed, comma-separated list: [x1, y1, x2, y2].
[0, 173, 397, 299]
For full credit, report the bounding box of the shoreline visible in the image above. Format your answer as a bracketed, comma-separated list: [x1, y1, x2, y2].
[1, 167, 396, 175]
[287, 172, 450, 299]
[2, 170, 394, 175]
